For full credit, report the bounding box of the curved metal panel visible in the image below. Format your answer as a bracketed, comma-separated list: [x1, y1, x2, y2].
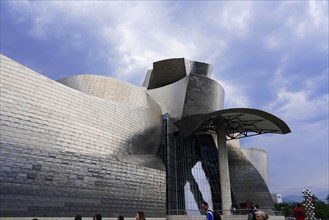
[184, 59, 213, 77]
[0, 54, 165, 217]
[146, 58, 213, 89]
[142, 69, 152, 87]
[57, 74, 155, 109]
[147, 58, 187, 89]
[241, 148, 269, 185]
[146, 74, 225, 123]
[182, 74, 225, 117]
[0, 54, 288, 217]
[0, 57, 162, 155]
[147, 75, 189, 121]
[227, 141, 275, 211]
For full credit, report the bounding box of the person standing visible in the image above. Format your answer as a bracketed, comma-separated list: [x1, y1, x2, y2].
[135, 211, 145, 220]
[231, 206, 236, 215]
[255, 211, 269, 220]
[201, 201, 221, 220]
[294, 203, 305, 220]
[93, 214, 102, 220]
[247, 205, 258, 220]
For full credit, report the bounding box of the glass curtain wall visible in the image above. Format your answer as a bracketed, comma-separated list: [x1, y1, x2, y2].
[159, 115, 238, 215]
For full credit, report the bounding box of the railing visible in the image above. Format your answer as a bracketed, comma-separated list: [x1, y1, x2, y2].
[166, 209, 284, 216]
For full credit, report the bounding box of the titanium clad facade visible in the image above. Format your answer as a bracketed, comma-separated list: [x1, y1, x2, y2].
[228, 144, 274, 210]
[145, 58, 225, 122]
[0, 55, 162, 156]
[0, 54, 165, 217]
[147, 58, 188, 90]
[241, 148, 269, 185]
[184, 59, 212, 78]
[0, 55, 286, 217]
[146, 76, 190, 121]
[182, 74, 224, 117]
[144, 58, 212, 89]
[57, 75, 155, 108]
[146, 59, 225, 214]
[146, 58, 277, 214]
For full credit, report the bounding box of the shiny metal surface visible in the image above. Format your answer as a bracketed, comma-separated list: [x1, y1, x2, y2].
[146, 58, 225, 122]
[58, 74, 157, 108]
[0, 54, 165, 217]
[0, 54, 289, 217]
[228, 141, 275, 211]
[146, 58, 213, 90]
[150, 59, 288, 214]
[147, 58, 187, 89]
[184, 59, 213, 77]
[241, 148, 269, 185]
[146, 76, 190, 121]
[182, 74, 224, 117]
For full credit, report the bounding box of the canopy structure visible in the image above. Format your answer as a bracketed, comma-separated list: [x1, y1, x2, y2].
[175, 108, 291, 215]
[176, 108, 291, 139]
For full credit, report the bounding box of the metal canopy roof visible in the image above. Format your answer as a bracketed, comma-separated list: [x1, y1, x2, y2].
[175, 108, 291, 139]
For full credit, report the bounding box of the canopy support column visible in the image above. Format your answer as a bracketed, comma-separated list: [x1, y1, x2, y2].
[217, 126, 232, 215]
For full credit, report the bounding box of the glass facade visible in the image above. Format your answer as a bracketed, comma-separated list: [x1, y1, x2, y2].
[161, 110, 260, 215]
[160, 114, 237, 215]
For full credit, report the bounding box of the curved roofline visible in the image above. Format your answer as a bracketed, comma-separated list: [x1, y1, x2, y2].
[175, 108, 291, 138]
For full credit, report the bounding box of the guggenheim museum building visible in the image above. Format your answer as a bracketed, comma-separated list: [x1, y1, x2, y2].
[0, 54, 291, 218]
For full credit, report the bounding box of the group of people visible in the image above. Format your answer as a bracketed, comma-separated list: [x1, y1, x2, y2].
[201, 202, 269, 220]
[201, 201, 306, 220]
[246, 205, 269, 220]
[73, 211, 146, 220]
[33, 202, 305, 220]
[248, 205, 269, 220]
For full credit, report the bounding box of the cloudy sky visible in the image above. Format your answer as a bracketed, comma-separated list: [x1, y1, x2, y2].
[1, 1, 328, 201]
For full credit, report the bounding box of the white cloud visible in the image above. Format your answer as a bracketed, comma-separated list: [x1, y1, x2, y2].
[204, 1, 253, 39]
[281, 0, 328, 39]
[304, 68, 329, 94]
[271, 89, 328, 121]
[267, 68, 328, 124]
[7, 1, 195, 82]
[244, 74, 328, 195]
[2, 0, 328, 198]
[308, 0, 326, 27]
[219, 80, 251, 108]
[263, 36, 281, 50]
